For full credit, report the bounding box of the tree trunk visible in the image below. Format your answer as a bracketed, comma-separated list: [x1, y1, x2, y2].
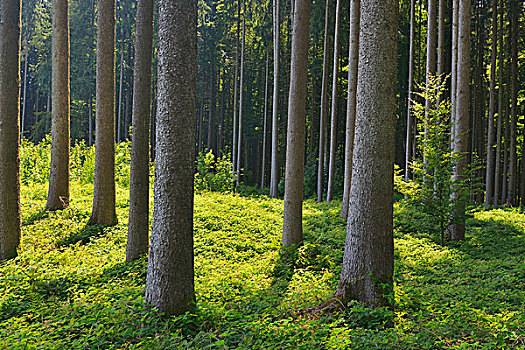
[485, 0, 497, 207]
[450, 0, 459, 142]
[501, 77, 510, 205]
[316, 0, 332, 202]
[88, 94, 93, 146]
[341, 0, 360, 219]
[0, 0, 22, 262]
[326, 0, 341, 203]
[117, 48, 124, 142]
[21, 50, 28, 139]
[145, 0, 197, 317]
[236, 15, 245, 186]
[450, 0, 471, 241]
[282, 0, 310, 247]
[207, 64, 216, 153]
[270, 0, 280, 197]
[507, 1, 518, 206]
[89, 0, 117, 226]
[126, 0, 154, 263]
[334, 0, 398, 308]
[232, 1, 240, 178]
[423, 0, 437, 163]
[47, 0, 70, 211]
[405, 0, 415, 181]
[493, 0, 504, 206]
[261, 47, 269, 189]
[437, 0, 445, 78]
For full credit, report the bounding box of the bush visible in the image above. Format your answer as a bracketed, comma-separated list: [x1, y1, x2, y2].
[194, 149, 234, 193]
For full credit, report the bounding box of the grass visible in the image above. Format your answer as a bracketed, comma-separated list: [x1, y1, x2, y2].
[1, 179, 524, 349]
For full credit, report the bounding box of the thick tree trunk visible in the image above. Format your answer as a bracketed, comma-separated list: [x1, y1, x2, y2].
[145, 0, 197, 317]
[270, 0, 280, 198]
[316, 0, 332, 202]
[334, 0, 398, 308]
[282, 0, 310, 247]
[261, 48, 269, 189]
[89, 0, 117, 226]
[0, 0, 22, 262]
[405, 0, 415, 181]
[126, 0, 154, 263]
[236, 15, 245, 186]
[485, 0, 497, 207]
[450, 0, 471, 241]
[47, 0, 71, 211]
[326, 0, 341, 203]
[341, 0, 360, 219]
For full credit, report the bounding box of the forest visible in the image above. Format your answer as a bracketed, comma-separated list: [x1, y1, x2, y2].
[0, 0, 524, 348]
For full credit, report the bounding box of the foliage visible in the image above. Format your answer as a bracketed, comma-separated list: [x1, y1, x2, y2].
[1, 164, 524, 348]
[195, 149, 234, 193]
[402, 75, 476, 242]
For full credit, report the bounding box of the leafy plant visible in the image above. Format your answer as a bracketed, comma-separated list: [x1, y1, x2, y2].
[194, 149, 234, 193]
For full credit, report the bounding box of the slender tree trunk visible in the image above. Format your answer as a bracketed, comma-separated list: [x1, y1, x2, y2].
[341, 0, 360, 219]
[326, 0, 341, 203]
[89, 0, 117, 226]
[423, 0, 437, 161]
[282, 0, 310, 247]
[0, 0, 22, 262]
[21, 50, 28, 139]
[334, 0, 398, 308]
[437, 0, 445, 78]
[493, 0, 504, 206]
[145, 0, 197, 317]
[451, 0, 459, 142]
[502, 79, 510, 205]
[405, 0, 415, 181]
[316, 0, 332, 202]
[126, 0, 154, 263]
[88, 94, 93, 146]
[117, 48, 124, 142]
[236, 15, 245, 186]
[261, 48, 269, 189]
[507, 4, 517, 207]
[485, 0, 497, 207]
[207, 65, 216, 153]
[270, 0, 280, 197]
[232, 0, 240, 178]
[450, 0, 471, 241]
[47, 0, 70, 211]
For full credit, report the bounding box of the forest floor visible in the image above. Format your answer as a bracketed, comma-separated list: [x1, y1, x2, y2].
[1, 181, 524, 349]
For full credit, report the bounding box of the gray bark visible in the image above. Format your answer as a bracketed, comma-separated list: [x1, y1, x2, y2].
[261, 47, 269, 189]
[282, 0, 310, 247]
[493, 0, 504, 206]
[424, 0, 437, 156]
[47, 0, 71, 211]
[232, 0, 240, 179]
[341, 0, 360, 219]
[507, 2, 517, 206]
[126, 0, 154, 263]
[236, 15, 245, 186]
[145, 0, 197, 317]
[0, 0, 22, 262]
[326, 0, 341, 203]
[316, 0, 332, 202]
[207, 65, 216, 153]
[485, 0, 497, 207]
[21, 51, 28, 138]
[450, 0, 470, 241]
[117, 49, 124, 142]
[450, 0, 458, 142]
[270, 0, 280, 197]
[405, 0, 415, 181]
[334, 0, 398, 308]
[89, 0, 117, 226]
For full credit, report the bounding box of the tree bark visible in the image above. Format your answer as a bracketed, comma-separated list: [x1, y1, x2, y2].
[282, 0, 310, 247]
[145, 0, 197, 317]
[493, 0, 504, 206]
[507, 1, 518, 206]
[405, 0, 415, 181]
[126, 0, 154, 263]
[341, 0, 360, 219]
[261, 47, 269, 189]
[0, 0, 22, 262]
[236, 15, 245, 186]
[326, 0, 342, 203]
[450, 0, 459, 142]
[334, 0, 398, 308]
[21, 50, 28, 139]
[232, 0, 240, 178]
[117, 48, 124, 142]
[423, 0, 437, 162]
[207, 64, 216, 153]
[270, 0, 280, 197]
[485, 0, 497, 207]
[47, 0, 71, 211]
[450, 0, 471, 241]
[316, 0, 332, 202]
[89, 0, 117, 226]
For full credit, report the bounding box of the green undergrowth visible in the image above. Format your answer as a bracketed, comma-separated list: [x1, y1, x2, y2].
[1, 181, 524, 349]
